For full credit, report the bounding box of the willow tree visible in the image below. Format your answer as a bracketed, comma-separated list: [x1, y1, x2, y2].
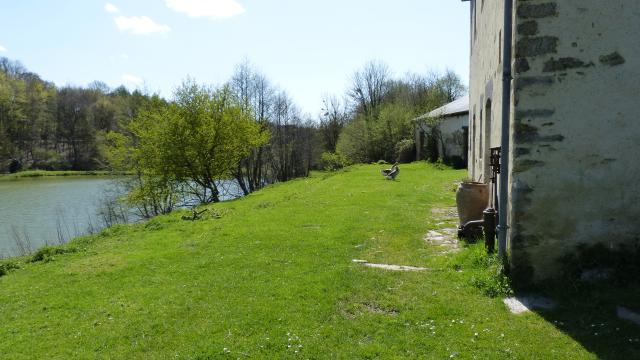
[125, 80, 269, 205]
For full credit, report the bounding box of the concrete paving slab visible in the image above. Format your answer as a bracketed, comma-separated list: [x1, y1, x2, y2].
[618, 306, 640, 326]
[504, 296, 556, 314]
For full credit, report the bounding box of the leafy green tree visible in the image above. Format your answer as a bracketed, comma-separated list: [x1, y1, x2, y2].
[126, 80, 269, 204]
[336, 117, 368, 164]
[56, 87, 98, 169]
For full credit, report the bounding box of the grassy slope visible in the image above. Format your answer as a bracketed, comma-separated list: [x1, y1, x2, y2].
[0, 164, 636, 359]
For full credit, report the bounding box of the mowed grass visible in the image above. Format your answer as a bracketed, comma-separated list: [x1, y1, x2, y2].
[0, 163, 637, 359]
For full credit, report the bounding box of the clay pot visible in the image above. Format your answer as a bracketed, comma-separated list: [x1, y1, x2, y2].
[456, 182, 490, 226]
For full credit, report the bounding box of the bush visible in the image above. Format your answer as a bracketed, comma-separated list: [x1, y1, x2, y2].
[335, 119, 369, 164]
[434, 158, 449, 170]
[320, 152, 349, 171]
[31, 150, 70, 170]
[0, 261, 20, 277]
[8, 159, 22, 173]
[30, 246, 77, 263]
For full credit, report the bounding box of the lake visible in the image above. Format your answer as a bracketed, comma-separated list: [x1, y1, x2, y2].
[0, 177, 124, 258]
[0, 177, 245, 258]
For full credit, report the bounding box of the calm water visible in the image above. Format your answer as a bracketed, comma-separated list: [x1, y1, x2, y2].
[0, 177, 122, 258]
[0, 177, 244, 258]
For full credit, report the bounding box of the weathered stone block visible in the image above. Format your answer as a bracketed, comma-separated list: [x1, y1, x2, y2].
[517, 21, 539, 36]
[515, 76, 555, 91]
[543, 57, 594, 72]
[599, 51, 626, 66]
[516, 36, 559, 57]
[517, 3, 558, 19]
[515, 109, 555, 119]
[515, 58, 531, 74]
[513, 159, 545, 173]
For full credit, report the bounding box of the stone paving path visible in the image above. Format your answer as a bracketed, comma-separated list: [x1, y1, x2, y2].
[424, 207, 461, 254]
[351, 207, 461, 272]
[352, 259, 428, 272]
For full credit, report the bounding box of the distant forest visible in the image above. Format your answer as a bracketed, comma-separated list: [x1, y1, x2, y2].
[0, 57, 465, 179]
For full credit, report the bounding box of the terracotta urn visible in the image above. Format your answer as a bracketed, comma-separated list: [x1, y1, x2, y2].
[455, 182, 490, 226]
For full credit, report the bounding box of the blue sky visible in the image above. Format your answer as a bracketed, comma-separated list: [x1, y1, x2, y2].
[0, 0, 470, 116]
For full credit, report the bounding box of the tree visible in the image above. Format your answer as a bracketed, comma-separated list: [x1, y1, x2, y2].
[56, 87, 98, 169]
[336, 61, 466, 164]
[229, 60, 318, 192]
[128, 80, 269, 203]
[319, 95, 347, 153]
[229, 60, 273, 194]
[336, 117, 368, 164]
[348, 60, 391, 119]
[436, 69, 466, 103]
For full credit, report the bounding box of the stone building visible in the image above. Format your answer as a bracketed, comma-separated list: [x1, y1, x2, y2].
[466, 0, 640, 282]
[414, 95, 469, 168]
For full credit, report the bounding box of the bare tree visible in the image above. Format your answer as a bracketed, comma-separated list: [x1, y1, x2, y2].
[319, 95, 347, 152]
[229, 60, 274, 194]
[436, 69, 466, 103]
[348, 60, 391, 119]
[229, 60, 317, 193]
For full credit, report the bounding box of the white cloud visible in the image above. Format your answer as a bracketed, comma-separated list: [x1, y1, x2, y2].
[115, 16, 171, 35]
[165, 0, 245, 19]
[0, 45, 6, 52]
[104, 3, 119, 13]
[122, 73, 143, 86]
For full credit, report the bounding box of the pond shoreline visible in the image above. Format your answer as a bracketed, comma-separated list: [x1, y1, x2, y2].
[0, 176, 129, 258]
[0, 170, 130, 181]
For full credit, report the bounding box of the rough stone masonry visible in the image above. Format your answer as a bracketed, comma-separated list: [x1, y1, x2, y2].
[468, 0, 640, 283]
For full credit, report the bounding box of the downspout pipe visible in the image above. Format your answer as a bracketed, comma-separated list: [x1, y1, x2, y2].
[498, 0, 514, 258]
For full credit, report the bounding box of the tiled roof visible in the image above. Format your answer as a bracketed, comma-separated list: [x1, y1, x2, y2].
[415, 95, 469, 120]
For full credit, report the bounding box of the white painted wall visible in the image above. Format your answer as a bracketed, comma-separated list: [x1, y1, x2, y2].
[468, 0, 505, 183]
[416, 114, 468, 161]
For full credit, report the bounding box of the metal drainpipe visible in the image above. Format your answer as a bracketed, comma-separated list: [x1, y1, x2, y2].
[498, 0, 514, 258]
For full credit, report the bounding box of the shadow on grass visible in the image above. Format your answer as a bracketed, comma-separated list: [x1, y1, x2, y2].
[527, 284, 640, 359]
[463, 241, 640, 358]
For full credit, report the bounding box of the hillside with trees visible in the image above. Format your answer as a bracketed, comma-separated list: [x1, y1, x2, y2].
[0, 56, 465, 208]
[333, 60, 466, 165]
[0, 57, 156, 172]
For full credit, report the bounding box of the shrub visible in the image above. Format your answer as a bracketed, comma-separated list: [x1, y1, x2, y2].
[31, 150, 70, 170]
[30, 246, 77, 263]
[434, 158, 449, 170]
[335, 119, 369, 164]
[8, 159, 22, 173]
[320, 152, 349, 171]
[0, 261, 20, 277]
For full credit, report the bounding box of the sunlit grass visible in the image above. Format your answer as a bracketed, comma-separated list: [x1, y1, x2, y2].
[0, 163, 637, 358]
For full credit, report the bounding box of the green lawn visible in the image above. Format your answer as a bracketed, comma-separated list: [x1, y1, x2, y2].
[0, 163, 637, 359]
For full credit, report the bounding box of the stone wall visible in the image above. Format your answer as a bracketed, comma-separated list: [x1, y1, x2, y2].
[507, 0, 640, 282]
